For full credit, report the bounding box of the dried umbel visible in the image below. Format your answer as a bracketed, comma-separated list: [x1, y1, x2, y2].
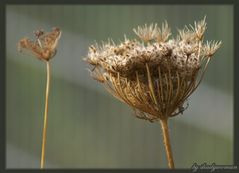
[85, 17, 221, 168]
[85, 17, 221, 122]
[17, 27, 62, 169]
[18, 27, 61, 61]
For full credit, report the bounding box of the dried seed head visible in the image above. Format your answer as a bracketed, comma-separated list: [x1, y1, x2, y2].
[178, 28, 197, 44]
[85, 17, 221, 122]
[133, 22, 171, 43]
[155, 21, 171, 43]
[191, 16, 207, 40]
[202, 40, 222, 57]
[133, 23, 158, 42]
[18, 27, 62, 61]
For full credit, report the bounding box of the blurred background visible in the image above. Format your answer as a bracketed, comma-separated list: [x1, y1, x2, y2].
[6, 5, 233, 169]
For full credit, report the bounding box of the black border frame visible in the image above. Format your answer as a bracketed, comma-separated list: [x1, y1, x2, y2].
[1, 0, 238, 172]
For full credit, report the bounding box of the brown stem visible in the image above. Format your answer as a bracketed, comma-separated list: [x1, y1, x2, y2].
[40, 61, 50, 169]
[160, 118, 175, 169]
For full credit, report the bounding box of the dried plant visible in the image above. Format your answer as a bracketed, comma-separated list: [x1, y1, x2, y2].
[18, 27, 62, 169]
[85, 17, 221, 169]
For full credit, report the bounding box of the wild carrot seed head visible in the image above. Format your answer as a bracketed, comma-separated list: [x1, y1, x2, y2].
[85, 17, 221, 122]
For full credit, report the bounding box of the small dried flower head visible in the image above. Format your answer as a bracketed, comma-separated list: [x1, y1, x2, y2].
[133, 23, 158, 42]
[18, 27, 62, 61]
[155, 21, 171, 43]
[202, 40, 222, 57]
[178, 16, 207, 44]
[178, 28, 196, 44]
[191, 16, 207, 40]
[133, 22, 171, 43]
[85, 17, 221, 122]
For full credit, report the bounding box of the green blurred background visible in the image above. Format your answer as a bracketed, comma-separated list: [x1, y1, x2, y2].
[6, 5, 233, 168]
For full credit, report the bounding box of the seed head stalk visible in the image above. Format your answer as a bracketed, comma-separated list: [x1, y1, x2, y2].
[160, 118, 174, 168]
[40, 61, 50, 169]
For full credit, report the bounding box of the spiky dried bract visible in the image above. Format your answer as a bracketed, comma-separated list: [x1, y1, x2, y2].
[18, 27, 62, 61]
[85, 17, 221, 122]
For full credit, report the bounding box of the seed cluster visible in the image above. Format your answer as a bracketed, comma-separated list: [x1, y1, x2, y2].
[18, 27, 62, 61]
[85, 17, 221, 122]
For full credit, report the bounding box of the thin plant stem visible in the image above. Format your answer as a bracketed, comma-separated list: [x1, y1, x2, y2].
[160, 118, 175, 169]
[40, 61, 50, 169]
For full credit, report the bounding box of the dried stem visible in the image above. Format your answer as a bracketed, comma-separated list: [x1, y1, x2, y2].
[160, 118, 175, 169]
[40, 61, 50, 169]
